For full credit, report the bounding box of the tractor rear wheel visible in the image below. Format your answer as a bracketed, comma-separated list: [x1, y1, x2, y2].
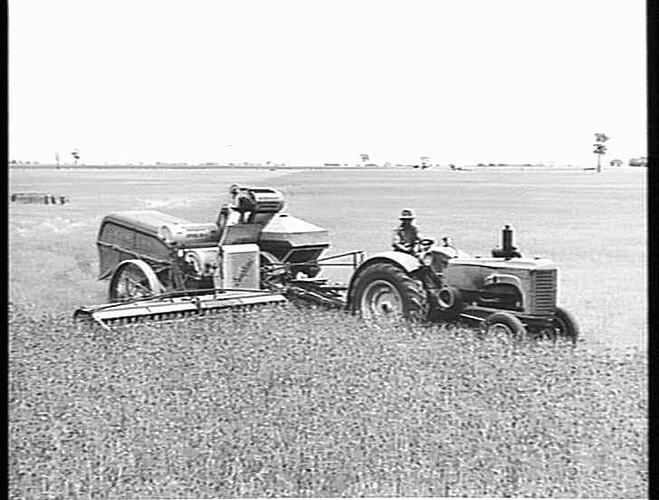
[109, 260, 163, 302]
[480, 311, 527, 338]
[350, 262, 427, 321]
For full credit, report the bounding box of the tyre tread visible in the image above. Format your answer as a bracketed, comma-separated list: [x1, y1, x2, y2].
[349, 262, 428, 320]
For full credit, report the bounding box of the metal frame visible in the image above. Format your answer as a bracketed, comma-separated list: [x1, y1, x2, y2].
[75, 288, 287, 330]
[97, 241, 172, 279]
[458, 305, 555, 328]
[264, 250, 364, 272]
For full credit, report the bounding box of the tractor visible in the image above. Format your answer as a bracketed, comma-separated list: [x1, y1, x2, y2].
[75, 183, 579, 341]
[348, 227, 579, 340]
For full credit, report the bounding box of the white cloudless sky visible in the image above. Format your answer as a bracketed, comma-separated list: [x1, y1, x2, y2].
[9, 0, 647, 165]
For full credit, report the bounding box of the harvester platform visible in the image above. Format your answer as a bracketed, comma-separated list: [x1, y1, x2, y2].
[74, 289, 287, 329]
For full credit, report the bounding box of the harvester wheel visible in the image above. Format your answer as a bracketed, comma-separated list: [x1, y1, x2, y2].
[350, 262, 427, 321]
[109, 260, 164, 302]
[550, 307, 580, 342]
[480, 311, 527, 339]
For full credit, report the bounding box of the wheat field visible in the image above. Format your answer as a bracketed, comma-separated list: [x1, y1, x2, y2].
[8, 165, 647, 498]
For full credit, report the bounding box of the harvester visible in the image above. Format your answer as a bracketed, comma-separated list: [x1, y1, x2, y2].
[75, 184, 579, 341]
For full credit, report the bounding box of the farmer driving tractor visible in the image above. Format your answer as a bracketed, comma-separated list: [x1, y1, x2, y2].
[392, 209, 422, 254]
[392, 209, 458, 258]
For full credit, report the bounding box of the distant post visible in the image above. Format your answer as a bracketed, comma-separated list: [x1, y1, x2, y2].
[593, 133, 608, 173]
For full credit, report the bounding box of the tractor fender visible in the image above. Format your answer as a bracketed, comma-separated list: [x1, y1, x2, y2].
[347, 251, 422, 304]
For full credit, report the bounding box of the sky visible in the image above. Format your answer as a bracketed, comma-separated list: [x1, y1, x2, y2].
[9, 0, 647, 166]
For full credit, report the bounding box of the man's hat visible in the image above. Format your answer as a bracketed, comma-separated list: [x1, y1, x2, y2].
[399, 209, 415, 219]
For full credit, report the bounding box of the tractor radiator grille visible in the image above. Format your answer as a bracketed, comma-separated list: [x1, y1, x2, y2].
[531, 269, 557, 315]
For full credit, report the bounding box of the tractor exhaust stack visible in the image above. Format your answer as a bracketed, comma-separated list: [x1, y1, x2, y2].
[491, 225, 522, 259]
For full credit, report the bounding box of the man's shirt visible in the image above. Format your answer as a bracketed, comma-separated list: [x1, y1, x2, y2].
[392, 224, 419, 252]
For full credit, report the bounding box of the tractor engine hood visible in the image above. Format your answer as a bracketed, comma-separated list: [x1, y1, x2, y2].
[449, 256, 556, 271]
[445, 256, 557, 293]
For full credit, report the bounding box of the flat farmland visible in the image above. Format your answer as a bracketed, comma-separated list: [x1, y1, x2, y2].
[8, 166, 647, 498]
[10, 166, 645, 348]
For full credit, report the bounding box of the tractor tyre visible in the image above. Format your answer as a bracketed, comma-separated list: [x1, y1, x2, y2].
[349, 262, 428, 321]
[109, 259, 164, 302]
[550, 307, 580, 342]
[435, 286, 464, 320]
[480, 311, 527, 339]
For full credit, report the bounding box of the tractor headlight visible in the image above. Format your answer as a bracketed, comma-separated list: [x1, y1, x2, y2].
[421, 253, 434, 266]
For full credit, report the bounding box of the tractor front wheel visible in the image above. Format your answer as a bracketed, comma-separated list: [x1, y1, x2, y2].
[550, 307, 580, 342]
[480, 311, 527, 339]
[350, 262, 427, 321]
